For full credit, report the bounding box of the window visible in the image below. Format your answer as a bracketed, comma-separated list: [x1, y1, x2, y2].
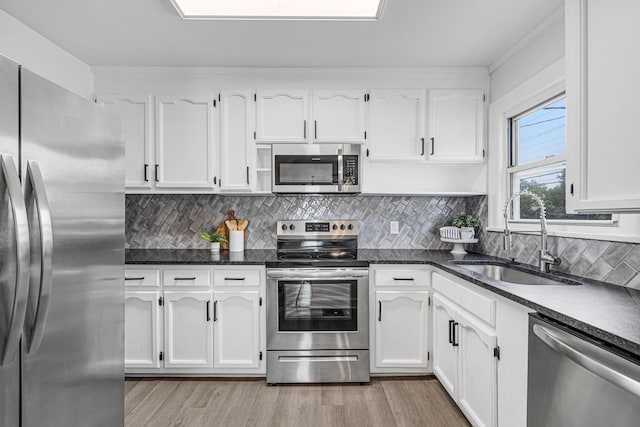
[507, 94, 611, 221]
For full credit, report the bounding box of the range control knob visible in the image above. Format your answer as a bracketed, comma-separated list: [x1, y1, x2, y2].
[348, 224, 354, 230]
[281, 224, 288, 231]
[332, 224, 338, 230]
[340, 224, 346, 230]
[289, 224, 295, 231]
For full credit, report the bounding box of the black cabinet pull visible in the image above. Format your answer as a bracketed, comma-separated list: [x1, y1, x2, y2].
[213, 300, 218, 322]
[452, 322, 459, 347]
[421, 138, 425, 156]
[393, 277, 414, 281]
[206, 301, 211, 322]
[448, 320, 454, 344]
[214, 176, 217, 185]
[174, 277, 196, 281]
[378, 301, 382, 322]
[224, 277, 246, 281]
[366, 149, 370, 157]
[125, 277, 145, 281]
[154, 164, 159, 182]
[430, 137, 435, 156]
[144, 164, 149, 182]
[246, 166, 250, 185]
[314, 120, 318, 139]
[303, 120, 307, 139]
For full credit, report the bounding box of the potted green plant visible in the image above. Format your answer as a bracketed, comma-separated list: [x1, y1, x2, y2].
[452, 213, 480, 240]
[199, 230, 228, 253]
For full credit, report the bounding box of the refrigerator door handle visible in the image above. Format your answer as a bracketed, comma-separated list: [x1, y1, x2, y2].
[0, 154, 30, 366]
[23, 161, 54, 354]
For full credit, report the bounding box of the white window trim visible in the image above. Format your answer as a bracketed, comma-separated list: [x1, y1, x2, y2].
[487, 58, 640, 243]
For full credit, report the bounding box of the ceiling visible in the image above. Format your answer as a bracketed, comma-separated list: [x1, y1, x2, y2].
[0, 0, 563, 68]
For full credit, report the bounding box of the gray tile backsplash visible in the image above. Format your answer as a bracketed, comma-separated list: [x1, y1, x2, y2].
[126, 193, 640, 288]
[126, 194, 477, 251]
[469, 196, 640, 289]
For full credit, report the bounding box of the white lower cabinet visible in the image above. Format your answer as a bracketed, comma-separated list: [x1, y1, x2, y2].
[124, 265, 266, 376]
[374, 290, 430, 370]
[164, 291, 214, 368]
[213, 290, 262, 369]
[433, 292, 497, 427]
[124, 290, 162, 368]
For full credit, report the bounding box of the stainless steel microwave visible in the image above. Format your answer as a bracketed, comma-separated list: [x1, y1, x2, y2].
[272, 144, 361, 194]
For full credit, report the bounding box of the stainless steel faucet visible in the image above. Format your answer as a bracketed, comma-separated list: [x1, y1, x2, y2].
[503, 190, 561, 273]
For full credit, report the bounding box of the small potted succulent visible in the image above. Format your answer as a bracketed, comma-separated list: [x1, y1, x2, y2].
[452, 213, 480, 240]
[199, 230, 228, 253]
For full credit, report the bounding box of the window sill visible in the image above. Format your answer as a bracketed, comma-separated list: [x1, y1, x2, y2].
[484, 226, 640, 244]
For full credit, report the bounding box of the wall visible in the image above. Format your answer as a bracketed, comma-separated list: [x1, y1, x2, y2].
[0, 9, 92, 98]
[126, 194, 481, 250]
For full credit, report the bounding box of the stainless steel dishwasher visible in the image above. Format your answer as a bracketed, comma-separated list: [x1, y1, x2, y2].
[528, 314, 640, 427]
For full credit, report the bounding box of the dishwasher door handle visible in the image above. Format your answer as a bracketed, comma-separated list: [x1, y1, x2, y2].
[533, 324, 640, 399]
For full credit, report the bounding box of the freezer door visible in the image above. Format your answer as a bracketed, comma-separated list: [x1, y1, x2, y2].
[0, 54, 22, 427]
[20, 69, 125, 427]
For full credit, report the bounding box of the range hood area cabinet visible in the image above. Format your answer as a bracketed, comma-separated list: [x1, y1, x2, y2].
[96, 85, 486, 195]
[565, 0, 640, 213]
[254, 89, 366, 144]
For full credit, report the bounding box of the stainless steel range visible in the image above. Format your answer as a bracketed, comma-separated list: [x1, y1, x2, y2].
[266, 220, 370, 384]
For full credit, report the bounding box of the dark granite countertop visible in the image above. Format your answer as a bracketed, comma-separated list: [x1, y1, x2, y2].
[126, 248, 640, 358]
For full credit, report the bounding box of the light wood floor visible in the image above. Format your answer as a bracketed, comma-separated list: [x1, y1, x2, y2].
[125, 377, 470, 427]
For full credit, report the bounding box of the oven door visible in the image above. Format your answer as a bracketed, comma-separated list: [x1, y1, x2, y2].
[266, 268, 369, 351]
[273, 154, 339, 193]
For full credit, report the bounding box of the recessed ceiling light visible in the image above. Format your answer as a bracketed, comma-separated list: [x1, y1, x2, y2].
[170, 0, 386, 21]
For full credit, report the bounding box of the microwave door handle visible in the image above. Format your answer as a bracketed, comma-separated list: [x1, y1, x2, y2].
[337, 148, 343, 192]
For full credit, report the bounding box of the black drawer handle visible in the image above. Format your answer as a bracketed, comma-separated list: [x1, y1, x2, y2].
[125, 277, 145, 281]
[448, 320, 454, 344]
[224, 277, 246, 281]
[452, 322, 459, 347]
[393, 277, 414, 281]
[174, 277, 196, 281]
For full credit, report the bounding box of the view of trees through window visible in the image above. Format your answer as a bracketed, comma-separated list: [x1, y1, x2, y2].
[509, 95, 611, 221]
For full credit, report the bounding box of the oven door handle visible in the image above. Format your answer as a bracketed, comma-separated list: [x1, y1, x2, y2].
[267, 269, 369, 279]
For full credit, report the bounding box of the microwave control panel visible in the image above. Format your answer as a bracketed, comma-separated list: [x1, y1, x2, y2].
[343, 156, 359, 185]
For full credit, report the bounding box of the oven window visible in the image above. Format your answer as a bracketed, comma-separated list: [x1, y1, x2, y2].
[274, 155, 337, 185]
[278, 280, 357, 331]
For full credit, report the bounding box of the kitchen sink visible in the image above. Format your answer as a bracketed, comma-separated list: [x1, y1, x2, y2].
[452, 262, 580, 286]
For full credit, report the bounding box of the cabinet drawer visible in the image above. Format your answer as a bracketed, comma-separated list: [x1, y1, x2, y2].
[375, 269, 430, 287]
[214, 269, 261, 287]
[124, 269, 160, 288]
[163, 269, 212, 288]
[433, 272, 496, 326]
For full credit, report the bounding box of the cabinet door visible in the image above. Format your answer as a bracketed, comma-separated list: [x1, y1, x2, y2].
[432, 293, 458, 399]
[155, 96, 215, 189]
[566, 0, 640, 212]
[367, 89, 425, 161]
[220, 90, 253, 192]
[255, 90, 308, 143]
[312, 90, 366, 143]
[457, 309, 498, 427]
[428, 89, 484, 162]
[99, 95, 152, 189]
[374, 290, 430, 370]
[125, 291, 161, 369]
[164, 291, 213, 368]
[213, 291, 261, 369]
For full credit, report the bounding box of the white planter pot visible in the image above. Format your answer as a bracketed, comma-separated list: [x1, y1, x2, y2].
[210, 242, 220, 253]
[460, 227, 475, 240]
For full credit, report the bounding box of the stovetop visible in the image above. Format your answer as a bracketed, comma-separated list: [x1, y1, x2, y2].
[270, 249, 368, 268]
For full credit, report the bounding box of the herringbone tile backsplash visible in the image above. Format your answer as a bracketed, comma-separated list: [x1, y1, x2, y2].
[126, 194, 479, 250]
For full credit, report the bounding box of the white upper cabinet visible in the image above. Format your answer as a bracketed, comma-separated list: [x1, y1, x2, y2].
[155, 96, 216, 189]
[428, 89, 485, 162]
[220, 90, 253, 192]
[312, 90, 366, 143]
[255, 90, 309, 143]
[98, 95, 152, 189]
[366, 90, 426, 161]
[566, 0, 640, 212]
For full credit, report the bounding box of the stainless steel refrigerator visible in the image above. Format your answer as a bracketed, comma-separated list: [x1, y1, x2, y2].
[0, 55, 124, 426]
